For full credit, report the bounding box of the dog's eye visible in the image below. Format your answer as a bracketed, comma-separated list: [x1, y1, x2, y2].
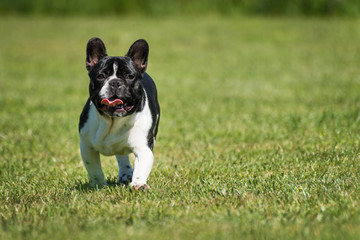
[97, 74, 106, 80]
[127, 74, 135, 80]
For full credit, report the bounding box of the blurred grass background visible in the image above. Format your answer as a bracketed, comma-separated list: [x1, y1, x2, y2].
[1, 0, 360, 16]
[1, 1, 360, 240]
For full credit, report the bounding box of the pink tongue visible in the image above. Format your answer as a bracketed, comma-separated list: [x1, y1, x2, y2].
[101, 99, 124, 107]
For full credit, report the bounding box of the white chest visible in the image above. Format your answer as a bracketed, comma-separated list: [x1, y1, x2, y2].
[93, 123, 133, 156]
[80, 101, 153, 156]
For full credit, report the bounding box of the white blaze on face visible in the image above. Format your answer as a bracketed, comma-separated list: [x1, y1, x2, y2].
[112, 62, 118, 79]
[99, 62, 119, 99]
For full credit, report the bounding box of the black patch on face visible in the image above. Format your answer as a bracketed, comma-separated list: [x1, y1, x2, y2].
[88, 57, 144, 117]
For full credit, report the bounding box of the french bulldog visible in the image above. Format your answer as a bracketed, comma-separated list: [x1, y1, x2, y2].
[79, 37, 160, 190]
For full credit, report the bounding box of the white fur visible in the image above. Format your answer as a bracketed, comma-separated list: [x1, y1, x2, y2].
[99, 62, 119, 99]
[79, 91, 154, 188]
[113, 62, 118, 75]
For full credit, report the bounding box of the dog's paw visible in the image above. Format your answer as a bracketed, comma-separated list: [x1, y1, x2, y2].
[90, 180, 108, 189]
[117, 173, 133, 185]
[131, 183, 150, 191]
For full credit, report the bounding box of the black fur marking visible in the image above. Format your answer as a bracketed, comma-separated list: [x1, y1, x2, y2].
[79, 98, 91, 132]
[141, 73, 160, 150]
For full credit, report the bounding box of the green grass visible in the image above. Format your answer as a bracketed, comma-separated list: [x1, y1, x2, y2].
[1, 16, 360, 239]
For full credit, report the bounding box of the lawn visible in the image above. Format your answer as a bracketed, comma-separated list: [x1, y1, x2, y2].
[0, 16, 360, 239]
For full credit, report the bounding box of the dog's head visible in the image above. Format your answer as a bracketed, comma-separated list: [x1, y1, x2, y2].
[85, 37, 149, 117]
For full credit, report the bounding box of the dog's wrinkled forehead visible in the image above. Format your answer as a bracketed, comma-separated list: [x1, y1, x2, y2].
[95, 57, 138, 77]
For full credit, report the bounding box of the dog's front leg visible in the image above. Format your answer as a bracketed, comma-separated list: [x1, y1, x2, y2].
[80, 141, 108, 188]
[131, 146, 153, 190]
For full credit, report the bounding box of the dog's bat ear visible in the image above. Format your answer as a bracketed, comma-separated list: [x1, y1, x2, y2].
[86, 37, 108, 71]
[126, 39, 149, 73]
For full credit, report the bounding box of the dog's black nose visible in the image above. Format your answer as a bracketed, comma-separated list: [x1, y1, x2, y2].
[109, 80, 122, 89]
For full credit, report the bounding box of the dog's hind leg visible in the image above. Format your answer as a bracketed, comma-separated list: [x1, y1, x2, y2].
[116, 155, 133, 185]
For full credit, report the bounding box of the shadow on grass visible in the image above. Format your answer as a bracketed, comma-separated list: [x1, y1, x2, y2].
[73, 177, 130, 192]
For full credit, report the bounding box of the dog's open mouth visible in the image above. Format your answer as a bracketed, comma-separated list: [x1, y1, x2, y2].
[101, 97, 134, 113]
